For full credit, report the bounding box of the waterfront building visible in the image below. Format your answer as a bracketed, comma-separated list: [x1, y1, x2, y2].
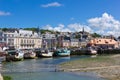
[0, 30, 7, 48]
[88, 38, 118, 49]
[79, 39, 88, 48]
[70, 39, 79, 48]
[42, 33, 56, 49]
[14, 30, 42, 49]
[1, 29, 42, 49]
[3, 31, 15, 47]
[0, 30, 4, 43]
[117, 39, 120, 49]
[62, 40, 70, 48]
[57, 35, 64, 48]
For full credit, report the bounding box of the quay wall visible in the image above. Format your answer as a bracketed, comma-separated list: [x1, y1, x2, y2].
[97, 49, 120, 54]
[70, 49, 120, 55]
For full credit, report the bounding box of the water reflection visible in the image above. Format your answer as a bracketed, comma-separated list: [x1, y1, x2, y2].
[1, 56, 72, 73]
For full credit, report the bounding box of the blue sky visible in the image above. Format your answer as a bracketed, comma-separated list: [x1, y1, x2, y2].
[0, 0, 120, 36]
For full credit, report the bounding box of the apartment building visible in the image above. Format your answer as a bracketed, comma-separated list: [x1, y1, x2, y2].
[1, 29, 42, 49]
[70, 39, 79, 47]
[14, 30, 42, 49]
[42, 33, 56, 49]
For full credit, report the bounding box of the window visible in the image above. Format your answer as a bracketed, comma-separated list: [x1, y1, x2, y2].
[12, 34, 14, 37]
[0, 33, 2, 36]
[4, 34, 7, 37]
[32, 40, 34, 43]
[8, 39, 11, 41]
[30, 40, 31, 43]
[0, 38, 2, 41]
[21, 39, 23, 44]
[24, 40, 26, 43]
[4, 38, 6, 41]
[27, 40, 29, 43]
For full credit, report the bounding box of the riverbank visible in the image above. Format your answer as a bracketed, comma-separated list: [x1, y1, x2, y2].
[59, 54, 120, 80]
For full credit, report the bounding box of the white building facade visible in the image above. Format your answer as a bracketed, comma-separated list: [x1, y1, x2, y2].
[3, 29, 42, 49]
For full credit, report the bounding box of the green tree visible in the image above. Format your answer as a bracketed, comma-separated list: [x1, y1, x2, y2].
[75, 34, 81, 39]
[23, 28, 37, 32]
[92, 33, 101, 38]
[2, 28, 8, 32]
[40, 29, 54, 34]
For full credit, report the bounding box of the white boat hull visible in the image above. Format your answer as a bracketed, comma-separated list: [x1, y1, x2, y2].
[41, 52, 53, 57]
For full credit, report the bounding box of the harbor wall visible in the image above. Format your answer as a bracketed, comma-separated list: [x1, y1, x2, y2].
[70, 49, 120, 55]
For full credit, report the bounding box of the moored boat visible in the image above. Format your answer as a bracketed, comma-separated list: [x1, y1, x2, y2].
[6, 50, 24, 61]
[54, 48, 70, 57]
[24, 49, 36, 59]
[86, 47, 97, 55]
[40, 49, 53, 58]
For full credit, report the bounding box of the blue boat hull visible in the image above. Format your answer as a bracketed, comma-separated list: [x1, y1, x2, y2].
[54, 50, 70, 57]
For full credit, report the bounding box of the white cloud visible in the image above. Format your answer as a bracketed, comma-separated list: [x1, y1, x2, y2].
[42, 23, 92, 33]
[0, 11, 11, 16]
[88, 12, 120, 37]
[68, 23, 93, 32]
[42, 24, 54, 30]
[43, 24, 71, 32]
[41, 2, 62, 8]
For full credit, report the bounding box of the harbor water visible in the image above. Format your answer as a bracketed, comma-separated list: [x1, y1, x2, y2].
[0, 56, 105, 80]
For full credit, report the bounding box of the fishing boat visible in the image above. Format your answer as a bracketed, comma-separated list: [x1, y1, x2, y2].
[86, 47, 97, 55]
[54, 48, 70, 57]
[6, 50, 24, 61]
[40, 49, 53, 58]
[24, 49, 36, 59]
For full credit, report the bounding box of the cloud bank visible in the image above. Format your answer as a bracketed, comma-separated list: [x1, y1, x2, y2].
[42, 13, 120, 37]
[88, 13, 120, 37]
[0, 11, 11, 16]
[41, 2, 62, 8]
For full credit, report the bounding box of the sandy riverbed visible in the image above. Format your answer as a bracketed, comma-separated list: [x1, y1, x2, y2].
[59, 54, 120, 80]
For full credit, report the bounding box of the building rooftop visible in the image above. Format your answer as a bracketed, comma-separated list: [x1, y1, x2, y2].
[90, 38, 117, 45]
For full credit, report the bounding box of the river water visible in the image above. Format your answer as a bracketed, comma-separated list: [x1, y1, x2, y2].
[0, 56, 105, 80]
